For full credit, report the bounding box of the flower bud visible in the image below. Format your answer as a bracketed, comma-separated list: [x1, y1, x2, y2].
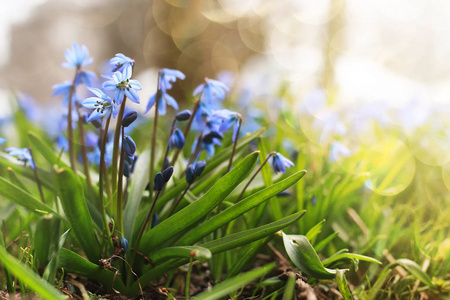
[169, 128, 185, 149]
[120, 237, 129, 253]
[175, 110, 192, 121]
[186, 164, 196, 184]
[162, 166, 174, 182]
[123, 136, 136, 159]
[194, 160, 206, 177]
[121, 111, 138, 127]
[154, 172, 164, 191]
[151, 213, 159, 228]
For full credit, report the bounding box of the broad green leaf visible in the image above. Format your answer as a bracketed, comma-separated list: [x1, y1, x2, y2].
[54, 166, 100, 262]
[193, 263, 275, 300]
[227, 238, 269, 278]
[202, 212, 306, 254]
[0, 176, 59, 216]
[282, 233, 343, 279]
[0, 245, 66, 300]
[177, 170, 307, 246]
[388, 259, 435, 288]
[7, 167, 29, 192]
[58, 248, 126, 293]
[322, 252, 382, 267]
[336, 269, 353, 300]
[138, 151, 259, 254]
[123, 149, 150, 243]
[151, 246, 211, 263]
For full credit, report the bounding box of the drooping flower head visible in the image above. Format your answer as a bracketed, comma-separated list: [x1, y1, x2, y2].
[62, 43, 93, 69]
[158, 68, 185, 92]
[82, 88, 118, 123]
[169, 128, 185, 150]
[211, 109, 241, 142]
[272, 152, 294, 174]
[52, 81, 80, 106]
[123, 136, 136, 160]
[102, 65, 142, 104]
[193, 78, 229, 107]
[145, 68, 185, 115]
[110, 53, 134, 73]
[5, 147, 35, 169]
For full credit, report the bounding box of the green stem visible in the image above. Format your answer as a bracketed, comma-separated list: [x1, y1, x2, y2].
[161, 118, 177, 173]
[99, 115, 112, 249]
[185, 256, 194, 300]
[150, 89, 161, 199]
[171, 98, 200, 167]
[111, 98, 127, 212]
[226, 116, 242, 173]
[235, 152, 275, 203]
[77, 105, 95, 202]
[131, 190, 161, 265]
[116, 126, 126, 237]
[67, 67, 80, 172]
[28, 147, 45, 204]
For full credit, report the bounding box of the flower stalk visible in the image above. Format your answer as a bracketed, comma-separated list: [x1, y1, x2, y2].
[67, 67, 80, 172]
[28, 147, 45, 204]
[226, 116, 242, 173]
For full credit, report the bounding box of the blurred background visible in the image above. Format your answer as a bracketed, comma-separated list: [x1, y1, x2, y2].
[2, 0, 450, 195]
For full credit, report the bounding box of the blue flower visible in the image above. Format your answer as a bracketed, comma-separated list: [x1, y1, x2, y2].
[0, 138, 6, 145]
[272, 152, 294, 174]
[145, 91, 179, 115]
[123, 136, 136, 160]
[82, 88, 118, 123]
[158, 68, 185, 92]
[119, 237, 129, 253]
[211, 109, 241, 142]
[61, 43, 93, 69]
[5, 147, 35, 169]
[88, 139, 114, 166]
[52, 81, 79, 106]
[193, 78, 229, 106]
[329, 141, 351, 163]
[109, 53, 134, 72]
[102, 65, 142, 104]
[169, 128, 185, 149]
[186, 160, 206, 184]
[75, 70, 97, 87]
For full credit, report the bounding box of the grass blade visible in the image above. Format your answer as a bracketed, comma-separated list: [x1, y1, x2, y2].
[193, 263, 275, 300]
[0, 245, 66, 300]
[336, 269, 353, 300]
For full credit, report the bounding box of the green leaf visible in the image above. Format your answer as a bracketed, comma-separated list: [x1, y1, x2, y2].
[151, 246, 211, 263]
[34, 216, 61, 270]
[123, 149, 150, 242]
[388, 259, 435, 288]
[193, 263, 275, 300]
[322, 252, 382, 267]
[282, 273, 296, 300]
[43, 229, 70, 284]
[138, 151, 259, 254]
[335, 269, 353, 300]
[202, 212, 306, 254]
[304, 219, 325, 244]
[314, 232, 339, 252]
[54, 166, 100, 262]
[28, 131, 68, 167]
[0, 245, 66, 300]
[0, 176, 59, 216]
[58, 248, 126, 294]
[177, 170, 307, 246]
[282, 233, 344, 279]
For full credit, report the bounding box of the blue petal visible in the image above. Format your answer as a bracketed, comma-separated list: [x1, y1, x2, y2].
[145, 94, 156, 114]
